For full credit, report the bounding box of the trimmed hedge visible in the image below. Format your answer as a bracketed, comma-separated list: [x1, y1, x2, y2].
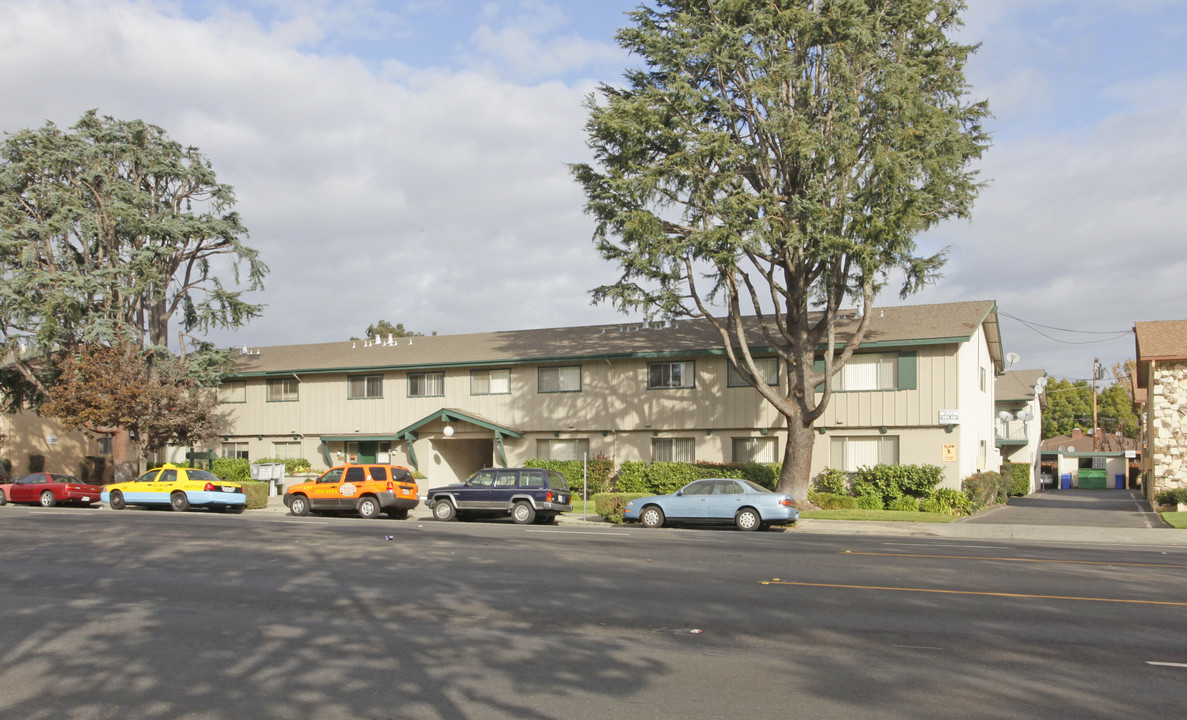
[212, 457, 251, 484]
[613, 461, 780, 495]
[922, 487, 973, 515]
[810, 492, 859, 510]
[814, 468, 848, 495]
[851, 464, 944, 503]
[241, 480, 269, 510]
[526, 458, 616, 496]
[591, 492, 650, 523]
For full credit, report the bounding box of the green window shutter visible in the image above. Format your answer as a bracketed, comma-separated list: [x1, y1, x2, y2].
[814, 357, 826, 393]
[897, 351, 917, 390]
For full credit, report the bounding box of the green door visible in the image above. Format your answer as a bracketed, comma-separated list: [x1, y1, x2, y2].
[357, 442, 378, 464]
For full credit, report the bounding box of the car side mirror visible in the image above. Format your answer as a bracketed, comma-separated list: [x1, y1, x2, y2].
[675, 490, 683, 496]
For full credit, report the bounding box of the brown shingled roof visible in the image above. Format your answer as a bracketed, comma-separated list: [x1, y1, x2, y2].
[229, 299, 999, 376]
[1135, 320, 1187, 360]
[995, 369, 1046, 403]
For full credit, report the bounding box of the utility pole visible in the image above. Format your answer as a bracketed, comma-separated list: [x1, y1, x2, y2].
[1092, 358, 1100, 452]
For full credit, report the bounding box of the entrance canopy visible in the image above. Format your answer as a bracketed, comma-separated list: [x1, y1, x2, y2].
[395, 409, 523, 471]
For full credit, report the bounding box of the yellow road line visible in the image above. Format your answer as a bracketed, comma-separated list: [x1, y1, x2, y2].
[841, 550, 1187, 569]
[761, 580, 1187, 606]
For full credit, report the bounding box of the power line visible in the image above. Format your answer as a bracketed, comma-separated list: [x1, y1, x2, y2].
[999, 312, 1133, 345]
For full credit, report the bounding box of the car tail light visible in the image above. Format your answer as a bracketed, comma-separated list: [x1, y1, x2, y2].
[779, 497, 793, 507]
[204, 482, 216, 491]
[545, 491, 553, 503]
[387, 481, 394, 491]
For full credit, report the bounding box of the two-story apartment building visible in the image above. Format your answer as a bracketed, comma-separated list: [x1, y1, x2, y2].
[994, 369, 1046, 491]
[194, 300, 1004, 491]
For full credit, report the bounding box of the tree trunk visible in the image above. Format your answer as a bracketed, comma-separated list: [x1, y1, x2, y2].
[777, 413, 817, 507]
[111, 428, 138, 483]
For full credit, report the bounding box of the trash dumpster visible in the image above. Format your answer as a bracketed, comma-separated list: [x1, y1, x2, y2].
[1060, 473, 1071, 490]
[1115, 473, 1125, 489]
[1078, 468, 1107, 490]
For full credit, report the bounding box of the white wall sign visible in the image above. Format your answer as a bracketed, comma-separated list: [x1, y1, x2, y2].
[939, 410, 960, 424]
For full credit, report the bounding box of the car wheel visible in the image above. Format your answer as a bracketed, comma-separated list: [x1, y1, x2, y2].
[387, 508, 409, 520]
[40, 490, 57, 508]
[228, 505, 245, 514]
[640, 505, 665, 528]
[511, 501, 536, 524]
[432, 500, 457, 521]
[735, 507, 761, 531]
[0, 490, 7, 506]
[109, 490, 126, 510]
[170, 492, 190, 512]
[357, 496, 380, 519]
[289, 494, 310, 516]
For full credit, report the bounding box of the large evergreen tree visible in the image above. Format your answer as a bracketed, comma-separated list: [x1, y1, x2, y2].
[571, 0, 989, 498]
[0, 110, 267, 479]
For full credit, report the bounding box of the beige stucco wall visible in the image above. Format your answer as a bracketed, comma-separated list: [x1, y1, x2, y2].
[0, 410, 111, 480]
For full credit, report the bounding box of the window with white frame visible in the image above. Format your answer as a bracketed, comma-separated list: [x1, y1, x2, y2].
[348, 374, 383, 399]
[472, 369, 511, 395]
[649, 361, 695, 389]
[728, 357, 779, 387]
[652, 437, 696, 463]
[732, 436, 778, 463]
[538, 366, 581, 393]
[408, 372, 444, 397]
[223, 442, 249, 460]
[219, 380, 246, 403]
[272, 442, 302, 459]
[834, 354, 898, 391]
[830, 436, 899, 471]
[266, 378, 299, 402]
[535, 438, 590, 461]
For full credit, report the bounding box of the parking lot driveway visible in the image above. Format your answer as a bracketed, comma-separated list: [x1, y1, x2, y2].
[962, 489, 1163, 528]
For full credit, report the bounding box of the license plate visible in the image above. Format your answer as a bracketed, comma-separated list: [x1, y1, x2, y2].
[81, 496, 91, 502]
[220, 486, 235, 493]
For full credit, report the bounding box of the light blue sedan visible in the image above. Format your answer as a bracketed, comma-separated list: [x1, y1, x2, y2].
[623, 478, 799, 531]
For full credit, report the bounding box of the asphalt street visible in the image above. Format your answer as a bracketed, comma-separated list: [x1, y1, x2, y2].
[2, 498, 1186, 720]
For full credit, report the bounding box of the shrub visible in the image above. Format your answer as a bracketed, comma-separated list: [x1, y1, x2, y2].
[887, 496, 920, 512]
[240, 480, 269, 510]
[1002, 462, 1032, 496]
[526, 457, 616, 496]
[850, 464, 944, 505]
[855, 493, 884, 510]
[962, 471, 1008, 510]
[812, 492, 860, 510]
[814, 467, 848, 495]
[922, 487, 973, 515]
[1155, 487, 1187, 506]
[211, 457, 251, 484]
[591, 492, 650, 523]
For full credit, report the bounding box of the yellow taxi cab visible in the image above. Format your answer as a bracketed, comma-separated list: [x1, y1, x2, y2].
[283, 463, 419, 519]
[101, 464, 246, 512]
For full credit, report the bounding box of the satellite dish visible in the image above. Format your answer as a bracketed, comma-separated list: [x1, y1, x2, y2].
[998, 411, 1013, 422]
[1006, 352, 1020, 367]
[1036, 376, 1048, 388]
[1016, 410, 1033, 422]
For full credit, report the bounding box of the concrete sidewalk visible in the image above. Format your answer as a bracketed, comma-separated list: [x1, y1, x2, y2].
[260, 495, 1187, 546]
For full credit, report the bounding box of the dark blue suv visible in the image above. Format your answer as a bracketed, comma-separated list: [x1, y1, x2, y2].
[426, 467, 572, 524]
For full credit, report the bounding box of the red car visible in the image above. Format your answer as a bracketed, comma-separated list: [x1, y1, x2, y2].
[2, 473, 104, 507]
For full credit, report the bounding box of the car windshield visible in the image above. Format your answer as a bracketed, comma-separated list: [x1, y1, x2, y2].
[741, 480, 772, 493]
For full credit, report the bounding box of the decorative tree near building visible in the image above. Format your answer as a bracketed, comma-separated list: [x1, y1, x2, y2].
[571, 0, 990, 498]
[0, 110, 267, 480]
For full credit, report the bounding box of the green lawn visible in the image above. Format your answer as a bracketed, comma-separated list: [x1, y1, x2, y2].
[801, 509, 958, 523]
[1161, 512, 1187, 529]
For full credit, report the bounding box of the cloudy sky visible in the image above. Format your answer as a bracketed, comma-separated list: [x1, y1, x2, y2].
[2, 0, 1183, 384]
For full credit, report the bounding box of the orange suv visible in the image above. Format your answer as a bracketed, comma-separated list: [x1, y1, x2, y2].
[283, 464, 419, 519]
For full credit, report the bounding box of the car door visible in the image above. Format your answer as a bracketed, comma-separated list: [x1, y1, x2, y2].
[10, 474, 44, 503]
[148, 468, 179, 503]
[664, 479, 714, 519]
[309, 467, 345, 510]
[456, 469, 496, 509]
[338, 466, 367, 509]
[707, 479, 747, 519]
